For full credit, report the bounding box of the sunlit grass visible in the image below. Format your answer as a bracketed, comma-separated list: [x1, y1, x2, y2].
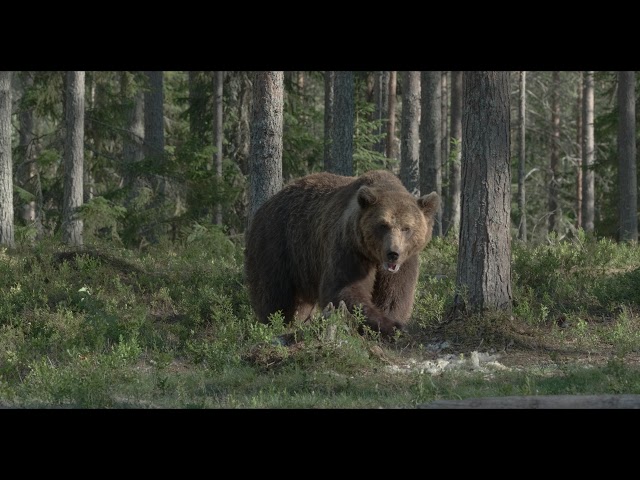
[1, 228, 640, 408]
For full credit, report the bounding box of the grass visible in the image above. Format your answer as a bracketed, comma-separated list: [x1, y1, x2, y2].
[1, 226, 640, 408]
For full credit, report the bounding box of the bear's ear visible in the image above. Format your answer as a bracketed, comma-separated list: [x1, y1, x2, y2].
[357, 186, 378, 209]
[417, 192, 440, 219]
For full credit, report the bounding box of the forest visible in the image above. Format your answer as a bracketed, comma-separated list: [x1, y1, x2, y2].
[0, 71, 638, 409]
[0, 71, 636, 250]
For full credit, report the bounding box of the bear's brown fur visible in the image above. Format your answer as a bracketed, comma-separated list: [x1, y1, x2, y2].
[244, 169, 439, 337]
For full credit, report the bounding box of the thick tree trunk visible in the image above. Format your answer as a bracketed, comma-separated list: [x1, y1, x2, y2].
[323, 71, 335, 171]
[447, 71, 462, 237]
[455, 71, 512, 313]
[62, 71, 85, 247]
[617, 71, 638, 242]
[581, 71, 595, 233]
[420, 71, 442, 236]
[517, 71, 527, 241]
[399, 71, 421, 196]
[0, 71, 14, 247]
[548, 71, 560, 234]
[331, 71, 354, 176]
[248, 71, 284, 227]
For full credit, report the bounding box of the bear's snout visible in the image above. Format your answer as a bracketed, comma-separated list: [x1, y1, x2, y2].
[387, 251, 399, 262]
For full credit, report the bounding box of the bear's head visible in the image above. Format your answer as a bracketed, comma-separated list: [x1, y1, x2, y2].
[356, 185, 440, 274]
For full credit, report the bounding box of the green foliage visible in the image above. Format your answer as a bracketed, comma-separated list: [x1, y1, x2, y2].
[1, 235, 640, 408]
[282, 73, 324, 178]
[77, 196, 127, 244]
[353, 77, 392, 175]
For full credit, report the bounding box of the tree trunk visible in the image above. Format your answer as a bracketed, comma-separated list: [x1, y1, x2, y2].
[373, 71, 390, 155]
[0, 71, 14, 247]
[548, 71, 561, 234]
[446, 70, 462, 237]
[144, 71, 165, 200]
[121, 72, 145, 197]
[330, 71, 354, 176]
[62, 71, 85, 247]
[399, 71, 421, 196]
[581, 71, 595, 233]
[575, 72, 583, 229]
[617, 71, 638, 242]
[323, 71, 335, 171]
[213, 71, 224, 225]
[144, 72, 165, 161]
[420, 71, 442, 236]
[517, 71, 527, 241]
[84, 72, 95, 204]
[441, 71, 449, 221]
[455, 71, 512, 313]
[248, 71, 284, 228]
[386, 71, 397, 160]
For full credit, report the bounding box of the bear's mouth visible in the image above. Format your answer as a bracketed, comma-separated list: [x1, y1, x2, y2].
[384, 262, 400, 273]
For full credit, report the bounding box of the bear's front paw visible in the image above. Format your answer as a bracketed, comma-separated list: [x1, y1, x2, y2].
[367, 314, 403, 338]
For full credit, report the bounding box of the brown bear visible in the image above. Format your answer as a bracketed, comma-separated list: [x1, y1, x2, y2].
[244, 169, 439, 337]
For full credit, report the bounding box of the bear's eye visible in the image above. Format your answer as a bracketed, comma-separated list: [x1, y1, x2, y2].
[377, 223, 390, 234]
[402, 227, 411, 233]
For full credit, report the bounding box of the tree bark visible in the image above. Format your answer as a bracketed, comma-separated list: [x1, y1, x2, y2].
[62, 71, 85, 247]
[323, 71, 335, 172]
[330, 71, 354, 176]
[517, 71, 527, 241]
[548, 71, 560, 234]
[0, 71, 14, 247]
[386, 71, 397, 160]
[455, 71, 512, 313]
[373, 71, 390, 155]
[617, 71, 638, 242]
[399, 71, 421, 196]
[581, 71, 595, 233]
[213, 71, 224, 225]
[144, 71, 165, 160]
[446, 71, 462, 237]
[420, 71, 442, 236]
[441, 71, 449, 219]
[144, 71, 165, 201]
[248, 71, 284, 228]
[575, 72, 583, 229]
[121, 72, 145, 197]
